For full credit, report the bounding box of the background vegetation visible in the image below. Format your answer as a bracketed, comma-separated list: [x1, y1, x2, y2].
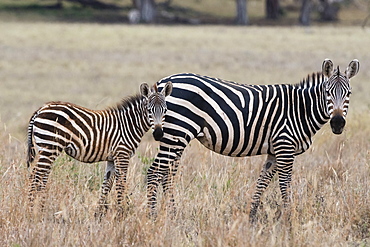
[0, 0, 369, 25]
[0, 3, 369, 246]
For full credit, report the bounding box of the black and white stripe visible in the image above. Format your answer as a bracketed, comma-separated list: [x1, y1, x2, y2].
[27, 82, 172, 214]
[146, 59, 359, 221]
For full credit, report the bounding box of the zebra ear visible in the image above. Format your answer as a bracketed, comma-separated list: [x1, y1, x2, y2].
[322, 59, 334, 78]
[152, 83, 159, 93]
[140, 83, 150, 97]
[345, 59, 359, 79]
[161, 81, 173, 97]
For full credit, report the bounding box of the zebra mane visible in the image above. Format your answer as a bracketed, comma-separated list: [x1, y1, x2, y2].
[113, 94, 144, 111]
[42, 95, 145, 113]
[295, 72, 326, 89]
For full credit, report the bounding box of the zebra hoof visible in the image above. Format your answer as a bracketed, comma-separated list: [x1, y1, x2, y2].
[94, 205, 108, 221]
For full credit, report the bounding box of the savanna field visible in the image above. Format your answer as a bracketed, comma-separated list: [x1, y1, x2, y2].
[1, 5, 370, 246]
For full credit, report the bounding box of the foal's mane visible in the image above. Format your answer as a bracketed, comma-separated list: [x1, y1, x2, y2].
[112, 94, 143, 111]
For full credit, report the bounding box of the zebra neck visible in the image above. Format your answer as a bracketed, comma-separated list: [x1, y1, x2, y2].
[297, 84, 330, 134]
[117, 97, 151, 136]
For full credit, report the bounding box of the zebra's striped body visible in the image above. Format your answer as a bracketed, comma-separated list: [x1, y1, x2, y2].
[146, 59, 359, 221]
[28, 82, 172, 214]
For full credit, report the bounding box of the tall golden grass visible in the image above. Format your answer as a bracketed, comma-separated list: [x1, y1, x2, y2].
[0, 23, 369, 246]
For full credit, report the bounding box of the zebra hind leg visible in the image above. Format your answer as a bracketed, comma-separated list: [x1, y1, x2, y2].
[28, 150, 57, 213]
[95, 160, 115, 220]
[249, 155, 277, 224]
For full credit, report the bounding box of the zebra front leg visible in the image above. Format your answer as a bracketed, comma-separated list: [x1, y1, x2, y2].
[28, 151, 56, 212]
[249, 155, 277, 223]
[147, 162, 163, 220]
[162, 153, 181, 218]
[275, 148, 295, 221]
[114, 156, 129, 218]
[147, 146, 183, 219]
[95, 160, 115, 219]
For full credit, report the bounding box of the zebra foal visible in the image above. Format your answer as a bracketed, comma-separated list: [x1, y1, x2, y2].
[146, 59, 359, 221]
[27, 82, 172, 214]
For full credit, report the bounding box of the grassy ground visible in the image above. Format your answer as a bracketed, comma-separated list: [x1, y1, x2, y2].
[0, 22, 370, 246]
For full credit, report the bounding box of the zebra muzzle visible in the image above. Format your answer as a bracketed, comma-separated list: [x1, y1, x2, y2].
[153, 126, 164, 141]
[330, 115, 346, 135]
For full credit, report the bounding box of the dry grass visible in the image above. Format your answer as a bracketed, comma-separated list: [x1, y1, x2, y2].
[0, 22, 369, 246]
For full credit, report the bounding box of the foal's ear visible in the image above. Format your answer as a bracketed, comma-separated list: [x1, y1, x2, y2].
[161, 81, 173, 97]
[346, 59, 360, 79]
[322, 58, 334, 78]
[140, 83, 150, 97]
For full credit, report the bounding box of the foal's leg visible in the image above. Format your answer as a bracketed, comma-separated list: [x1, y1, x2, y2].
[114, 155, 130, 217]
[28, 150, 58, 211]
[96, 160, 115, 218]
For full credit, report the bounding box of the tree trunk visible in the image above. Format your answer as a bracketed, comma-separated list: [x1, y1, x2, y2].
[132, 0, 140, 9]
[266, 0, 279, 19]
[235, 0, 248, 25]
[140, 0, 156, 23]
[299, 0, 311, 26]
[320, 0, 340, 21]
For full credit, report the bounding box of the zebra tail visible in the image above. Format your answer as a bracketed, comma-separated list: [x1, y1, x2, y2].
[27, 110, 38, 168]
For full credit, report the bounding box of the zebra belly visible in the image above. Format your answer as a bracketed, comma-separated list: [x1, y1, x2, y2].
[64, 142, 111, 163]
[33, 135, 110, 163]
[196, 126, 272, 157]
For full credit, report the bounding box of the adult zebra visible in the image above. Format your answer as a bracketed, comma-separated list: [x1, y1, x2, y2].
[146, 59, 359, 221]
[27, 82, 172, 214]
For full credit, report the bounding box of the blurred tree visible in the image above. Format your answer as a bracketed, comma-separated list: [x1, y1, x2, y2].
[299, 0, 311, 25]
[355, 0, 370, 27]
[299, 0, 344, 25]
[141, 0, 156, 22]
[132, 0, 156, 23]
[266, 0, 280, 19]
[356, 0, 370, 27]
[236, 0, 248, 25]
[56, 0, 63, 8]
[319, 0, 340, 21]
